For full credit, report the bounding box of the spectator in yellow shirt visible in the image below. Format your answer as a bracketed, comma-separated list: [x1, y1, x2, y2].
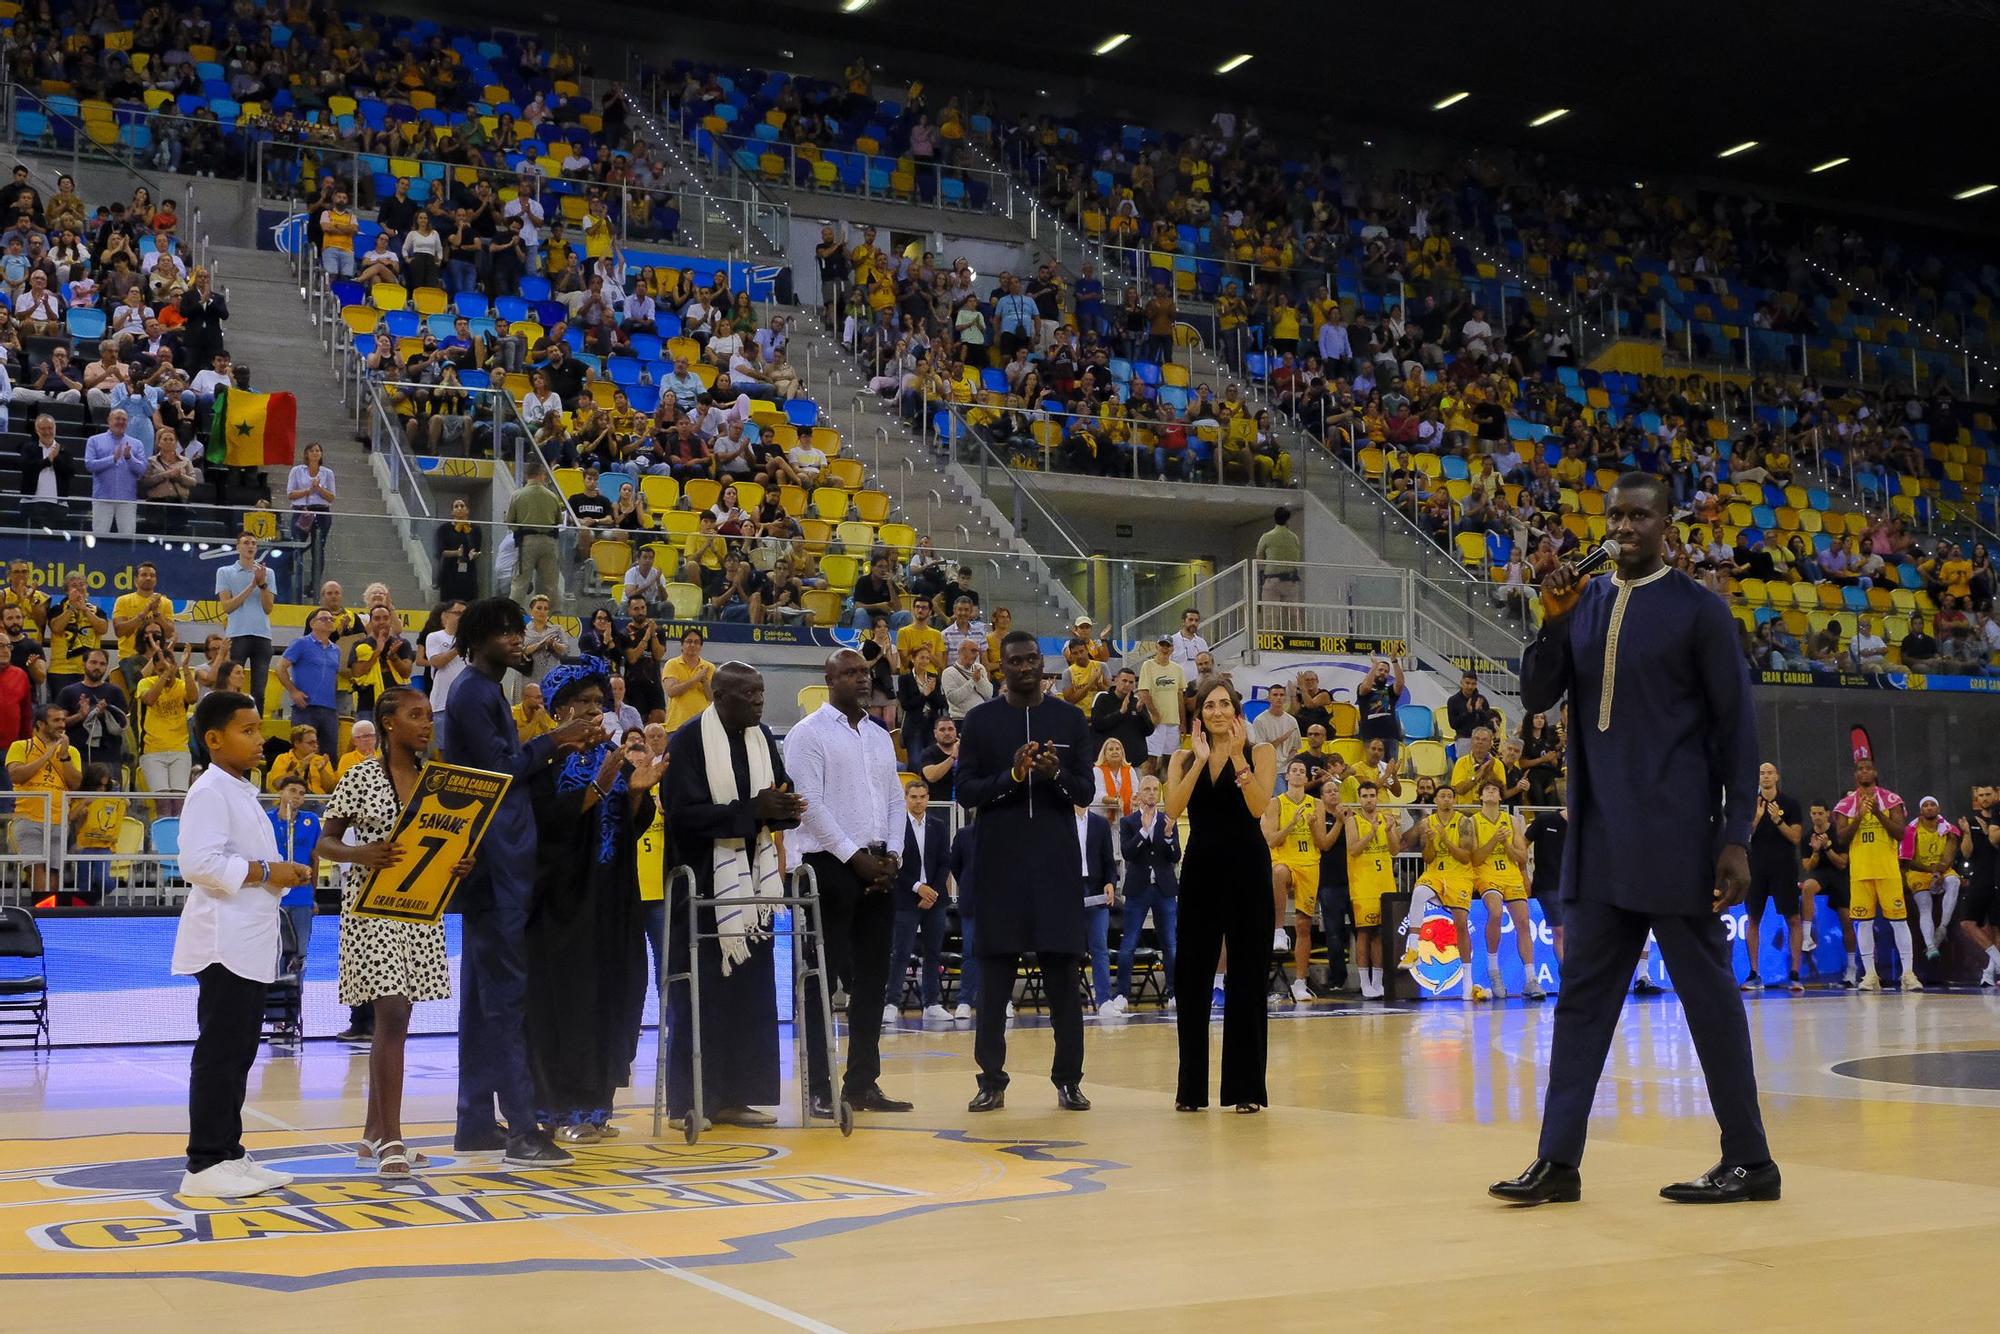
[1449, 727, 1507, 799]
[6, 704, 81, 903]
[894, 598, 946, 669]
[514, 682, 557, 741]
[267, 724, 337, 794]
[661, 628, 715, 732]
[335, 718, 377, 782]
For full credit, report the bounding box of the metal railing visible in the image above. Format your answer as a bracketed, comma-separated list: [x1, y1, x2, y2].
[627, 97, 789, 259]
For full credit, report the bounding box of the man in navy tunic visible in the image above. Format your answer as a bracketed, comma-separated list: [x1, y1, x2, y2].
[1491, 473, 1778, 1206]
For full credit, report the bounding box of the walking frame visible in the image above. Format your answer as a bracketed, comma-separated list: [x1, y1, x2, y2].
[651, 861, 853, 1143]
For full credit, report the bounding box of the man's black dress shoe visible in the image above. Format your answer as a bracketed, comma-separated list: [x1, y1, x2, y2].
[1055, 1083, 1091, 1111]
[967, 1088, 1005, 1112]
[1488, 1158, 1582, 1205]
[808, 1093, 836, 1120]
[1660, 1161, 1781, 1203]
[848, 1084, 913, 1112]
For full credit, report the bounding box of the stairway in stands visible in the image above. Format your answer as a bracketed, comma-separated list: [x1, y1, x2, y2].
[209, 245, 429, 606]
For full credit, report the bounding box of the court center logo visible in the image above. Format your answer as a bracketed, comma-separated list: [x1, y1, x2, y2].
[2, 1127, 1119, 1289]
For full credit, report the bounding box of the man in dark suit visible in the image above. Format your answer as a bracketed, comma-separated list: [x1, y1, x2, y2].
[1081, 805, 1118, 1014]
[1492, 474, 1776, 1207]
[443, 598, 598, 1166]
[957, 629, 1096, 1112]
[888, 775, 955, 1021]
[1113, 772, 1180, 1011]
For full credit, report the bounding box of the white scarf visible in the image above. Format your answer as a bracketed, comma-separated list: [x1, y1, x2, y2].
[699, 705, 783, 974]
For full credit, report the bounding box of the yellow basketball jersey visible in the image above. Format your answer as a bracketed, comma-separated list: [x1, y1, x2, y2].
[1848, 804, 1900, 880]
[1909, 822, 1953, 870]
[1347, 812, 1394, 883]
[1473, 811, 1524, 887]
[1425, 814, 1475, 890]
[1275, 793, 1318, 865]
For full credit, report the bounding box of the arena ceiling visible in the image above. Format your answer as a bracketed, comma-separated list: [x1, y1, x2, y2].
[683, 0, 2000, 237]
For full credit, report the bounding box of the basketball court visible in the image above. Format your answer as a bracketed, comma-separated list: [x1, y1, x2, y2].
[4, 992, 1997, 1330]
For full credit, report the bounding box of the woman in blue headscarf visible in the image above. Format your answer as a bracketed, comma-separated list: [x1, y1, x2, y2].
[524, 656, 667, 1143]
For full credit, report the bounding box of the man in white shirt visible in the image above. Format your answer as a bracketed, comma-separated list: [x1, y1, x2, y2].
[783, 648, 913, 1119]
[1850, 616, 1889, 672]
[728, 348, 780, 401]
[1248, 682, 1301, 756]
[622, 545, 670, 612]
[173, 688, 312, 1197]
[503, 184, 545, 255]
[753, 316, 788, 364]
[1460, 307, 1494, 359]
[941, 638, 993, 718]
[787, 438, 828, 487]
[1170, 607, 1211, 673]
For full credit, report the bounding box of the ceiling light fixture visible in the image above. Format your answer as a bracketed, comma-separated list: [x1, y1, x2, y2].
[1717, 140, 1759, 158]
[1810, 156, 1850, 173]
[1528, 108, 1569, 127]
[1954, 183, 1998, 200]
[839, 0, 871, 12]
[1093, 33, 1131, 55]
[1215, 53, 1253, 74]
[1432, 91, 1470, 110]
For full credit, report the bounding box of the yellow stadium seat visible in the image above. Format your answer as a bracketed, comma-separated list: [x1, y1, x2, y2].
[812, 426, 844, 456]
[813, 487, 851, 521]
[878, 522, 918, 560]
[819, 554, 860, 593]
[340, 305, 381, 336]
[826, 458, 865, 490]
[677, 478, 717, 513]
[639, 475, 679, 513]
[778, 484, 808, 516]
[410, 286, 449, 316]
[390, 156, 421, 179]
[796, 684, 829, 714]
[852, 490, 891, 524]
[1736, 578, 1767, 607]
[1161, 363, 1191, 388]
[1329, 702, 1360, 737]
[659, 511, 700, 541]
[798, 518, 833, 554]
[662, 583, 703, 619]
[553, 467, 584, 497]
[803, 590, 844, 627]
[1406, 740, 1449, 779]
[1454, 531, 1487, 569]
[732, 481, 766, 512]
[836, 520, 877, 552]
[590, 539, 632, 582]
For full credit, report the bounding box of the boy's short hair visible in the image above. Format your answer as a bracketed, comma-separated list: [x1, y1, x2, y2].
[192, 690, 256, 743]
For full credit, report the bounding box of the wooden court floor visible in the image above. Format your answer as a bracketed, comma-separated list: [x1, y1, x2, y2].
[4, 991, 2000, 1331]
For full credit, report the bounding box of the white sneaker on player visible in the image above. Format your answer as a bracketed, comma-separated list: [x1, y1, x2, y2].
[1004, 1002, 1015, 1018]
[1164, 994, 1177, 1012]
[1272, 928, 1290, 952]
[882, 1004, 899, 1024]
[1290, 978, 1312, 1003]
[952, 1002, 972, 1021]
[1492, 979, 1509, 1000]
[922, 1004, 953, 1022]
[1106, 994, 1128, 1015]
[1900, 971, 1925, 993]
[1856, 972, 1882, 992]
[1982, 962, 1998, 987]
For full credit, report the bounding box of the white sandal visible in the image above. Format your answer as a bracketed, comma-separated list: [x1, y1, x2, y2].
[356, 1138, 430, 1170]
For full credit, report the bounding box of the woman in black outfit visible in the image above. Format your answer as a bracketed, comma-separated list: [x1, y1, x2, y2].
[1163, 677, 1276, 1113]
[434, 496, 483, 603]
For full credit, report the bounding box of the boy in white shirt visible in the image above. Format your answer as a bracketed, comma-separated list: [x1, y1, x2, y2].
[172, 689, 314, 1197]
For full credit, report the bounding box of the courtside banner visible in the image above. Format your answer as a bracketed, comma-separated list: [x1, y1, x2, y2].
[1756, 668, 2000, 694]
[351, 764, 511, 924]
[655, 620, 854, 648]
[1255, 632, 1409, 656]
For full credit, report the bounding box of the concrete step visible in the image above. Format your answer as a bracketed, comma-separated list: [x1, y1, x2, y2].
[208, 244, 429, 608]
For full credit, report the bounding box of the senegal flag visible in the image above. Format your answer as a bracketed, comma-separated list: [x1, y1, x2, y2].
[205, 387, 299, 468]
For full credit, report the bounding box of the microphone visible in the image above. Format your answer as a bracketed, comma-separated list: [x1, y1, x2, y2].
[1567, 538, 1622, 579]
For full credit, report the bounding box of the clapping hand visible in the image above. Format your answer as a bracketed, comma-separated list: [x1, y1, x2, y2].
[752, 782, 806, 823]
[1190, 723, 1212, 763]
